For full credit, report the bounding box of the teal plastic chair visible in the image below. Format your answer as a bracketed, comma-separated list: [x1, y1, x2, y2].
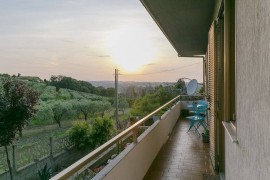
[186, 115, 205, 133]
[187, 105, 208, 133]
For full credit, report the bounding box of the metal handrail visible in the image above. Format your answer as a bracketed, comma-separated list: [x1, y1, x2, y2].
[51, 95, 180, 180]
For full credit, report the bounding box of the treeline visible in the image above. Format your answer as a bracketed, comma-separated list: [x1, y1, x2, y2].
[48, 75, 115, 97]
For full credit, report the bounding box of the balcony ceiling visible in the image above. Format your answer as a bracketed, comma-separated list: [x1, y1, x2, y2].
[141, 0, 215, 56]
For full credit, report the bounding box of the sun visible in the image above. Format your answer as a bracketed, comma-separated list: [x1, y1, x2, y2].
[106, 25, 157, 72]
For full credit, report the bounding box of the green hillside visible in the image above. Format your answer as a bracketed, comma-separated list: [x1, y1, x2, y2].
[0, 74, 114, 126]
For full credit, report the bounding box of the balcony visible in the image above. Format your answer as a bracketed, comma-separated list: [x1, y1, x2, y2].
[52, 96, 217, 180]
[144, 119, 215, 180]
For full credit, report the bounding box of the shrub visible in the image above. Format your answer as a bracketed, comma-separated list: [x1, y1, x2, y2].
[68, 121, 93, 150]
[92, 117, 115, 147]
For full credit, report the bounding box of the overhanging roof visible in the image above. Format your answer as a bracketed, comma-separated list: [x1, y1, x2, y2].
[141, 0, 215, 56]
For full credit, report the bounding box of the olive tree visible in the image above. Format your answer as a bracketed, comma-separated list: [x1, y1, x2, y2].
[73, 100, 98, 120]
[51, 101, 72, 127]
[0, 78, 39, 180]
[118, 96, 129, 115]
[96, 100, 111, 118]
[32, 101, 54, 124]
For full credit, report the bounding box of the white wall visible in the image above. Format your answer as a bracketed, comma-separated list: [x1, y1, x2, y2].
[225, 0, 270, 179]
[94, 102, 181, 180]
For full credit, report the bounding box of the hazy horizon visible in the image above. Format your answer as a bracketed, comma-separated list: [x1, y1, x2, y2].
[0, 0, 203, 82]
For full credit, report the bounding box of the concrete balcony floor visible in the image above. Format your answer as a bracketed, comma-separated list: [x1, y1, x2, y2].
[144, 118, 218, 180]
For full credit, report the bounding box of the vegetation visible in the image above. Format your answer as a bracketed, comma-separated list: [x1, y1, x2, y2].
[0, 78, 39, 180]
[68, 121, 93, 150]
[38, 164, 52, 180]
[118, 95, 129, 115]
[92, 117, 115, 147]
[74, 100, 98, 120]
[0, 73, 185, 178]
[51, 101, 73, 127]
[131, 86, 178, 116]
[68, 117, 115, 150]
[49, 75, 115, 97]
[175, 78, 186, 94]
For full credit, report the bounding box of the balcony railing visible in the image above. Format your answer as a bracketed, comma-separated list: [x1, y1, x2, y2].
[51, 95, 205, 179]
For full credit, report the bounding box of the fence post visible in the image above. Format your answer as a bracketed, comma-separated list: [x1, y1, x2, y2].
[50, 137, 53, 156]
[12, 145, 17, 171]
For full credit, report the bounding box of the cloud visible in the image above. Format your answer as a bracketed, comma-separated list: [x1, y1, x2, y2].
[61, 40, 76, 44]
[145, 63, 156, 66]
[97, 55, 110, 58]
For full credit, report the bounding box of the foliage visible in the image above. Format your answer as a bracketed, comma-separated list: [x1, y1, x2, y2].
[198, 87, 204, 94]
[92, 117, 115, 147]
[131, 86, 176, 117]
[96, 100, 111, 118]
[0, 78, 39, 180]
[58, 88, 71, 100]
[38, 163, 52, 180]
[118, 96, 129, 114]
[73, 100, 97, 120]
[31, 101, 54, 124]
[40, 86, 57, 101]
[131, 94, 158, 116]
[51, 101, 72, 127]
[68, 121, 93, 150]
[49, 75, 114, 97]
[175, 78, 187, 94]
[0, 78, 39, 146]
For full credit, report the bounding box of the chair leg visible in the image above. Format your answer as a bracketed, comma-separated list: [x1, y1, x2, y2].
[187, 121, 195, 132]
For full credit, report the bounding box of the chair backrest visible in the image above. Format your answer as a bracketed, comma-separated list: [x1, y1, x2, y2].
[197, 100, 208, 106]
[197, 105, 208, 116]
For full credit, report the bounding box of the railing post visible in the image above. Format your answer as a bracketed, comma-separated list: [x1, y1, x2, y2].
[132, 127, 138, 143]
[12, 145, 17, 171]
[130, 117, 138, 143]
[50, 137, 53, 156]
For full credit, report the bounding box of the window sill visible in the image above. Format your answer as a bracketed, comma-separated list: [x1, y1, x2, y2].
[222, 121, 238, 144]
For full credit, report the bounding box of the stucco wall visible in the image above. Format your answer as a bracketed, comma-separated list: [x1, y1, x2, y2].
[225, 0, 270, 179]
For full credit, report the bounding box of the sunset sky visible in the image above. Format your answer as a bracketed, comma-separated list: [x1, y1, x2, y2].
[0, 0, 203, 82]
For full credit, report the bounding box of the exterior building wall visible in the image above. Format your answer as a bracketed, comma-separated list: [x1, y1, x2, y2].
[225, 0, 270, 179]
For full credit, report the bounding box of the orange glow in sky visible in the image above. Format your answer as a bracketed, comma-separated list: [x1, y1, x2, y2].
[107, 25, 157, 73]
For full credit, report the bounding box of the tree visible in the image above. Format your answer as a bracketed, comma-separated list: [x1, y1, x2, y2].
[32, 101, 54, 124]
[175, 78, 187, 94]
[131, 93, 160, 116]
[131, 86, 176, 117]
[0, 78, 39, 180]
[51, 101, 72, 127]
[118, 96, 129, 114]
[96, 100, 111, 118]
[73, 100, 98, 120]
[92, 117, 115, 147]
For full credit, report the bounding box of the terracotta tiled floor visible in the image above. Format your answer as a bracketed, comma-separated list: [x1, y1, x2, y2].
[144, 118, 217, 180]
